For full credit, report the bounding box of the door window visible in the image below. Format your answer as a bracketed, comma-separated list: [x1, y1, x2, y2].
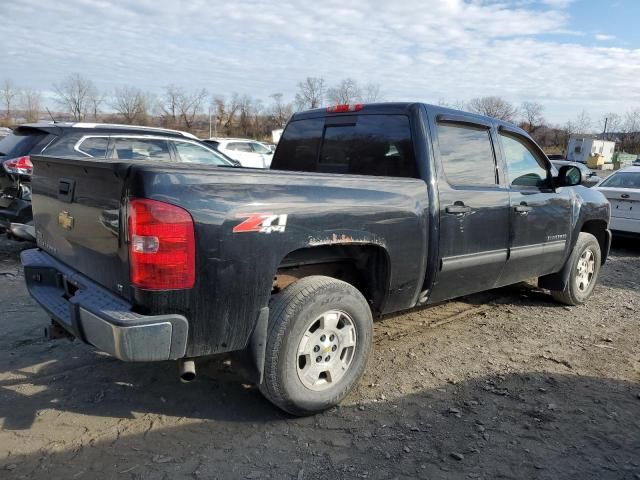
[174, 141, 230, 165]
[500, 134, 549, 188]
[436, 123, 497, 185]
[112, 138, 171, 161]
[76, 136, 109, 158]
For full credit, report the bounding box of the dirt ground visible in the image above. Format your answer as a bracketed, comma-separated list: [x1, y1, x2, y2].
[0, 236, 638, 480]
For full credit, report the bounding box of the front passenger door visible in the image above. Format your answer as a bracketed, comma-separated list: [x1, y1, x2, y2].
[497, 129, 573, 286]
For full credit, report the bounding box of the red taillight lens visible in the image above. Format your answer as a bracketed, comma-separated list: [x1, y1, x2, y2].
[3, 156, 33, 175]
[326, 104, 364, 113]
[128, 198, 195, 290]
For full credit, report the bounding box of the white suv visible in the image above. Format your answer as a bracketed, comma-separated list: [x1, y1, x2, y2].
[205, 138, 274, 168]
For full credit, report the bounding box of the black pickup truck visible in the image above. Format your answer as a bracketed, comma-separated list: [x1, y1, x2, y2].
[21, 103, 611, 415]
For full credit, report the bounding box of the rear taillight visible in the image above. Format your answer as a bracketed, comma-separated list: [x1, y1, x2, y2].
[326, 104, 364, 113]
[3, 156, 33, 175]
[128, 198, 195, 290]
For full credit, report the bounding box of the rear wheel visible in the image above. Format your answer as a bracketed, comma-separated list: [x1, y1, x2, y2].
[260, 276, 373, 416]
[550, 232, 601, 305]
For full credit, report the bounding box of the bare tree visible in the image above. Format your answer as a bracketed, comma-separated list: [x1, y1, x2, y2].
[238, 95, 254, 137]
[294, 77, 325, 110]
[269, 93, 293, 127]
[21, 89, 42, 123]
[438, 98, 467, 110]
[1, 79, 20, 124]
[597, 112, 621, 140]
[573, 110, 592, 135]
[361, 83, 382, 103]
[159, 84, 183, 128]
[520, 101, 544, 132]
[53, 73, 99, 121]
[326, 78, 362, 105]
[467, 96, 518, 122]
[111, 86, 150, 124]
[177, 88, 207, 130]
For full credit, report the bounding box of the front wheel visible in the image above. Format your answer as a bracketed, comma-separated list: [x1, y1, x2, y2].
[260, 276, 373, 416]
[550, 232, 601, 306]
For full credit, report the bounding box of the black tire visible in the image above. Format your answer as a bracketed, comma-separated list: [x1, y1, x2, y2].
[550, 232, 601, 306]
[260, 276, 373, 416]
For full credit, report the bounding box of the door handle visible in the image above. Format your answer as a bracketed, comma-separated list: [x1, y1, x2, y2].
[445, 204, 472, 215]
[514, 204, 532, 214]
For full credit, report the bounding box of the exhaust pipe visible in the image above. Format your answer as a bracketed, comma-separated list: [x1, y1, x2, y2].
[178, 359, 196, 383]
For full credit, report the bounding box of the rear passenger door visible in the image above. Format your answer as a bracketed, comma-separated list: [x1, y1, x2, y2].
[428, 114, 510, 303]
[496, 128, 573, 285]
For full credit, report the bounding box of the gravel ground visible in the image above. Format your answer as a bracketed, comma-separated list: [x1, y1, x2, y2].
[0, 236, 638, 480]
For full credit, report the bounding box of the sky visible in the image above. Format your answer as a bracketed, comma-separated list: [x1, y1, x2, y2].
[1, 0, 639, 125]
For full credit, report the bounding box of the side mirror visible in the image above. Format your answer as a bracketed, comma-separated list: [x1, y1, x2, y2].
[557, 165, 582, 187]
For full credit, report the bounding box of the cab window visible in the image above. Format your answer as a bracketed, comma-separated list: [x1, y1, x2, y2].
[272, 114, 417, 178]
[174, 141, 230, 165]
[436, 123, 497, 185]
[500, 134, 549, 188]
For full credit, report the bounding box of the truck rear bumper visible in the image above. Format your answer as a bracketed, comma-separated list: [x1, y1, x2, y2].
[21, 248, 188, 362]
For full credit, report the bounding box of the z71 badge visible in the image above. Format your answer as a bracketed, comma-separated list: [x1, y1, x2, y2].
[233, 213, 288, 234]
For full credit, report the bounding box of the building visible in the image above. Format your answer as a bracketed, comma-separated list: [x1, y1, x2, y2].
[566, 137, 616, 164]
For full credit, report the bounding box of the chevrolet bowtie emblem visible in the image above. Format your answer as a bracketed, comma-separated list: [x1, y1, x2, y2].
[58, 211, 74, 230]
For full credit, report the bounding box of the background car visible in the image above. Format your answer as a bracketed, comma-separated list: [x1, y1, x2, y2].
[632, 157, 640, 167]
[546, 154, 565, 161]
[0, 122, 236, 240]
[551, 160, 600, 187]
[0, 127, 11, 139]
[594, 166, 640, 236]
[206, 137, 274, 168]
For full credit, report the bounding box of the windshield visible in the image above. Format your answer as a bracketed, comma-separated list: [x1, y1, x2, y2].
[599, 172, 640, 189]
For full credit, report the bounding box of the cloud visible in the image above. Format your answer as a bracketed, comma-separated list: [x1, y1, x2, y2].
[0, 0, 638, 123]
[595, 34, 616, 41]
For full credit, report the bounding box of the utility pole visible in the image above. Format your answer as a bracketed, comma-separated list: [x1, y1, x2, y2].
[602, 117, 608, 141]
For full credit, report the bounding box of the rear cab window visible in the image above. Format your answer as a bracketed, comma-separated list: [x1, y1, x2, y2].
[272, 114, 417, 178]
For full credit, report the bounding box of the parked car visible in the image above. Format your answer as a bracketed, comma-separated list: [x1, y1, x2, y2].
[206, 137, 274, 168]
[0, 127, 11, 138]
[550, 160, 600, 187]
[22, 103, 610, 415]
[0, 122, 235, 241]
[594, 166, 640, 235]
[546, 154, 565, 161]
[632, 158, 640, 167]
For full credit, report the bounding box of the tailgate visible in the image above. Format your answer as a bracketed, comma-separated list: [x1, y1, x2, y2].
[30, 155, 130, 296]
[600, 187, 640, 220]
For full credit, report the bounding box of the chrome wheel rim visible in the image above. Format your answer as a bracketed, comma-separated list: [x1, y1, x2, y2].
[296, 310, 357, 391]
[575, 248, 595, 293]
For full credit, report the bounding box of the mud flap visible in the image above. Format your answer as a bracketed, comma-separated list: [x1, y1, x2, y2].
[249, 307, 269, 384]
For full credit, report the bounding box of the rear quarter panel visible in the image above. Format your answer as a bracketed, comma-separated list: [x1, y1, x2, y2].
[128, 165, 429, 357]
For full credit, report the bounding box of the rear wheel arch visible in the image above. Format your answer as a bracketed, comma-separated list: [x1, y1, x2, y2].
[272, 243, 391, 315]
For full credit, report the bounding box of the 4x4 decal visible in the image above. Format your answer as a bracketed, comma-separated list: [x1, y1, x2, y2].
[233, 213, 288, 233]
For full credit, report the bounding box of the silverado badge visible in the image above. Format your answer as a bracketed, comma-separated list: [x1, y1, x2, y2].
[58, 211, 74, 230]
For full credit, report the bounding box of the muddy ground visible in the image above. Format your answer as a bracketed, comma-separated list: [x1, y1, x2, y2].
[0, 236, 638, 480]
